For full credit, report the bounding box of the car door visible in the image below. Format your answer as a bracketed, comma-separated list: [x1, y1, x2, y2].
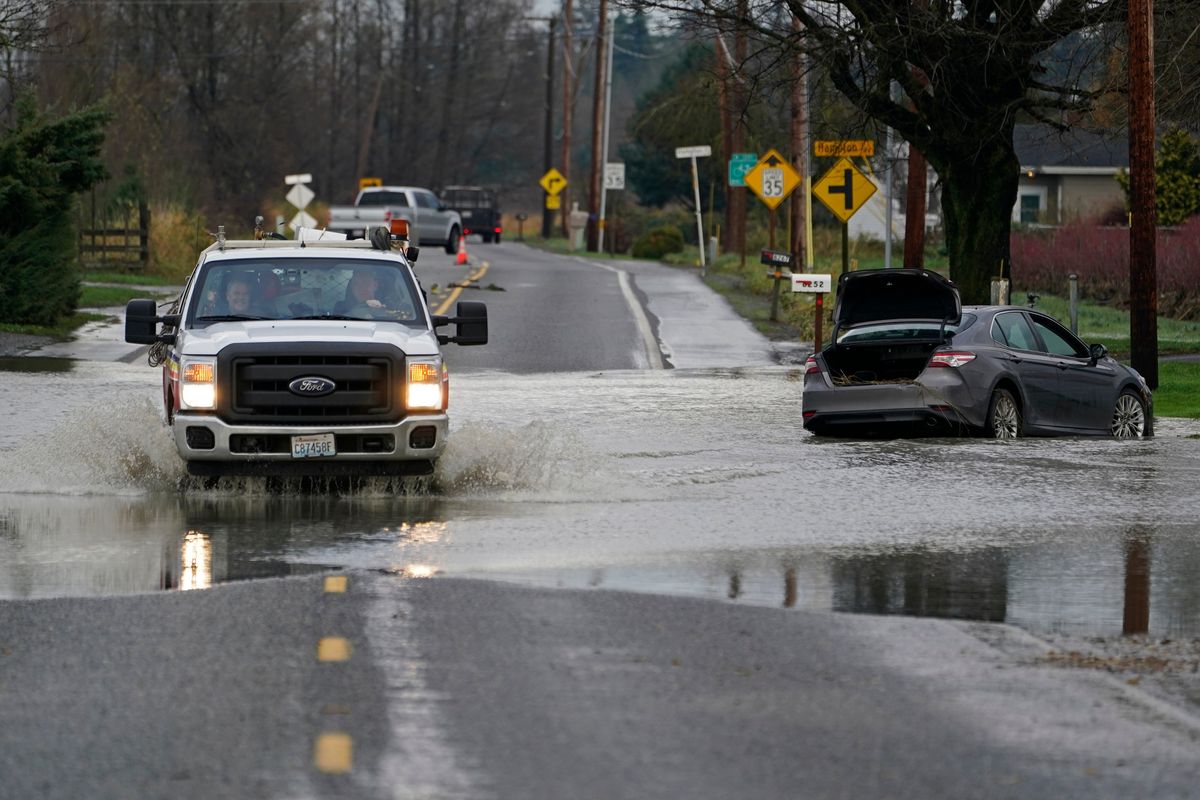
[1027, 312, 1115, 431]
[990, 311, 1064, 429]
[414, 191, 443, 246]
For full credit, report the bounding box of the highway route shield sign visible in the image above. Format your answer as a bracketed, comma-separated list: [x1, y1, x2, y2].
[743, 149, 801, 210]
[539, 168, 567, 196]
[728, 153, 758, 187]
[812, 158, 876, 223]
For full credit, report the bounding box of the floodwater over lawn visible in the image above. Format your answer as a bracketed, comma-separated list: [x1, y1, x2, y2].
[1, 360, 1199, 638]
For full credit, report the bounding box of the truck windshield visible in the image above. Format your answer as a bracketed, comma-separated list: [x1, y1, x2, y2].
[189, 258, 425, 328]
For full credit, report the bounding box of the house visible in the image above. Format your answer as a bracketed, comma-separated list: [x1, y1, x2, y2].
[840, 124, 1127, 248]
[1013, 125, 1128, 224]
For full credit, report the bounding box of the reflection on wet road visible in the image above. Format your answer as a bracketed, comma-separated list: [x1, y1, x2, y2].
[1, 360, 1199, 638]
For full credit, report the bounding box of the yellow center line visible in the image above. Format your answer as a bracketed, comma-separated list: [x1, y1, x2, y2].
[317, 636, 352, 662]
[435, 262, 489, 316]
[324, 575, 347, 593]
[314, 732, 353, 774]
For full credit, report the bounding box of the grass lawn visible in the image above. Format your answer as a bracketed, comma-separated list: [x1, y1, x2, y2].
[1152, 362, 1200, 419]
[79, 284, 177, 308]
[82, 271, 180, 286]
[0, 312, 112, 340]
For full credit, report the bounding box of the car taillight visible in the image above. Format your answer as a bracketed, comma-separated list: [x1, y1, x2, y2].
[493, 226, 502, 233]
[928, 351, 976, 368]
[804, 355, 820, 375]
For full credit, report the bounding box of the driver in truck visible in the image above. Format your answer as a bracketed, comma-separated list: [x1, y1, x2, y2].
[335, 267, 415, 319]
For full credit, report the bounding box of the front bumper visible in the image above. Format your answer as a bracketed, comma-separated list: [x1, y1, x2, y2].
[173, 413, 447, 474]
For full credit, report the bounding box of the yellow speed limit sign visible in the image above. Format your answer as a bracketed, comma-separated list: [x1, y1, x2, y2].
[742, 149, 801, 210]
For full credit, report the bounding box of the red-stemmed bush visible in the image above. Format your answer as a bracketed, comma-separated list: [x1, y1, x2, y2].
[1011, 215, 1200, 318]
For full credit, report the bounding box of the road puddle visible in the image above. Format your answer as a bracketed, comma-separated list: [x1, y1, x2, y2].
[1, 367, 1199, 639]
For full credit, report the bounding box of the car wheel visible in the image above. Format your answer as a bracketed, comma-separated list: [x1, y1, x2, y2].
[494, 233, 501, 243]
[1111, 390, 1147, 438]
[986, 388, 1021, 439]
[445, 226, 460, 255]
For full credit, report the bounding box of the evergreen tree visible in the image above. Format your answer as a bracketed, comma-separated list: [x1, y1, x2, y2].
[1118, 129, 1200, 227]
[0, 96, 110, 326]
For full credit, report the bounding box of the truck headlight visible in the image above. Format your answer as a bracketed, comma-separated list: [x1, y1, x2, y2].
[405, 359, 444, 411]
[180, 358, 217, 410]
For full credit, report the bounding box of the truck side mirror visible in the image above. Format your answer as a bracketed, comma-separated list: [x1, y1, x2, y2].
[125, 299, 178, 345]
[433, 301, 488, 346]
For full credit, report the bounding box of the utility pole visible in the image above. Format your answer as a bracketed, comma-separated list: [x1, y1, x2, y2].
[541, 16, 558, 239]
[732, 1, 748, 258]
[587, 0, 608, 252]
[560, 0, 574, 238]
[903, 0, 930, 269]
[597, 8, 616, 253]
[717, 35, 734, 253]
[1128, 0, 1158, 388]
[789, 12, 807, 268]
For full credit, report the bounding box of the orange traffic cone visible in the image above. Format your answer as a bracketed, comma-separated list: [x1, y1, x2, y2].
[455, 234, 469, 265]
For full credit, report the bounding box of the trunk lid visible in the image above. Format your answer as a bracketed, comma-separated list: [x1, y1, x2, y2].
[832, 269, 961, 337]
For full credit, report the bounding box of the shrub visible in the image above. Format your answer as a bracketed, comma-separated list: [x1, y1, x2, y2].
[1010, 215, 1200, 318]
[632, 225, 685, 259]
[147, 202, 211, 280]
[0, 96, 109, 325]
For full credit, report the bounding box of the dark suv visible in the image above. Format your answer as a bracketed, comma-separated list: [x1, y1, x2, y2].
[440, 186, 502, 243]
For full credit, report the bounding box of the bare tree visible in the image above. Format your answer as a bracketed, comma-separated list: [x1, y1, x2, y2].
[628, 0, 1161, 302]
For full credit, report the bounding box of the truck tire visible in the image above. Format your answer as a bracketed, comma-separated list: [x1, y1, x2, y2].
[445, 226, 461, 255]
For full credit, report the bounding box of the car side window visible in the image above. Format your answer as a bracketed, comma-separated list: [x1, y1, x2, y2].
[416, 192, 438, 209]
[993, 312, 1039, 351]
[1030, 315, 1088, 358]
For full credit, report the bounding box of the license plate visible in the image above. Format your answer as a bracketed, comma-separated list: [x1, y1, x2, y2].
[292, 433, 336, 459]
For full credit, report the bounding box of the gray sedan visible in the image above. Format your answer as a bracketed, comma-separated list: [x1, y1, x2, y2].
[801, 269, 1153, 438]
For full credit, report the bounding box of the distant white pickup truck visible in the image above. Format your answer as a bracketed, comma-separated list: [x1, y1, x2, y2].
[328, 186, 462, 254]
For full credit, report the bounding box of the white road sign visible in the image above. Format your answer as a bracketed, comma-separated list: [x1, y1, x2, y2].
[286, 183, 315, 210]
[289, 210, 318, 231]
[792, 273, 833, 293]
[675, 145, 712, 159]
[604, 163, 625, 190]
[284, 173, 313, 185]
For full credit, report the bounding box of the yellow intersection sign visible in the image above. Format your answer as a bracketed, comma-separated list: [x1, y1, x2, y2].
[742, 149, 801, 210]
[812, 158, 876, 223]
[539, 168, 567, 196]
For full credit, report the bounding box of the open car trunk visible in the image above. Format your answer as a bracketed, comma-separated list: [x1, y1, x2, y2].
[824, 269, 962, 383]
[823, 340, 943, 383]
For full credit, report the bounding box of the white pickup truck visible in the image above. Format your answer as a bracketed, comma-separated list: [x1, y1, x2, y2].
[327, 186, 463, 254]
[123, 226, 487, 477]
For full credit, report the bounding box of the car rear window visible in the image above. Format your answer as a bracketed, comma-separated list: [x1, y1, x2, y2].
[357, 191, 409, 207]
[837, 314, 974, 344]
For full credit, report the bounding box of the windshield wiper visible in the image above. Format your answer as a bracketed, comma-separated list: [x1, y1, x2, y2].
[196, 314, 272, 321]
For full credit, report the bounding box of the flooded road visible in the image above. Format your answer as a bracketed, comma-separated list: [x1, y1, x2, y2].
[3, 357, 1199, 638]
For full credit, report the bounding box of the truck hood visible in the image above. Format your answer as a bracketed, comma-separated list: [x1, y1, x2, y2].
[833, 269, 961, 330]
[181, 320, 440, 357]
